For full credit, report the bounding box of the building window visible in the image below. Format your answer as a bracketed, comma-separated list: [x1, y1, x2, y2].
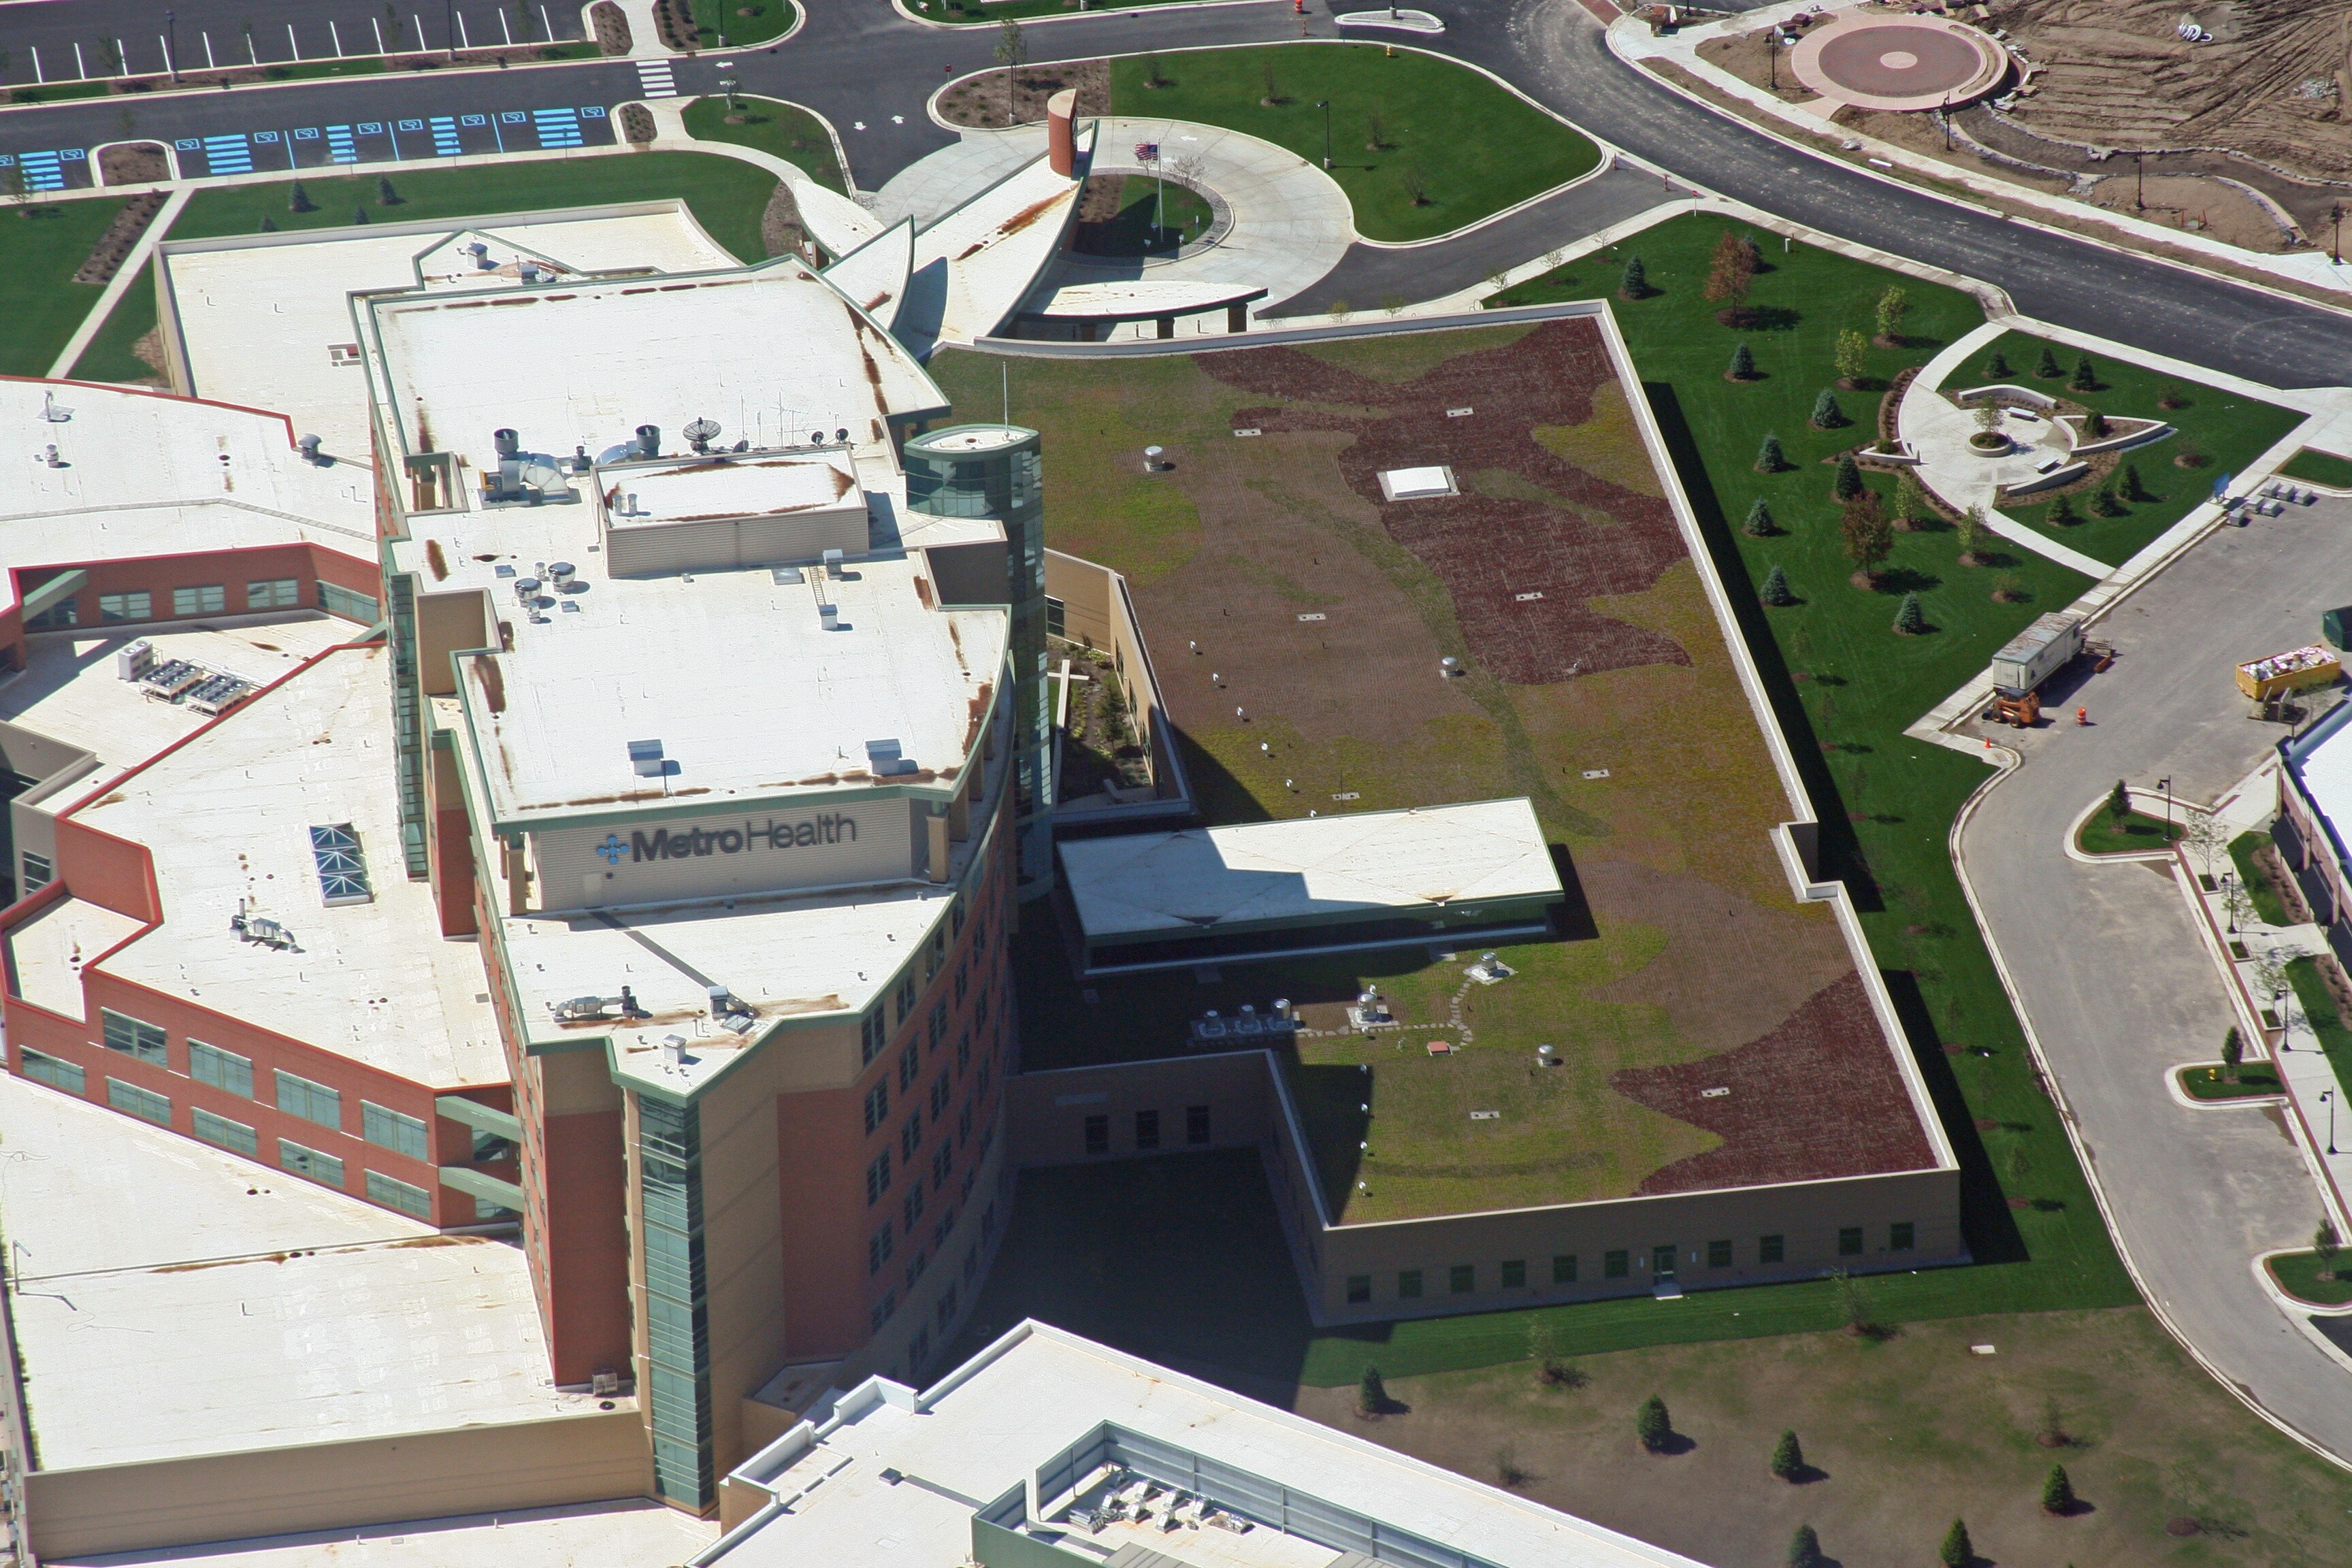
[955, 968, 969, 1007]
[101, 1009, 167, 1066]
[1554, 1254, 1579, 1284]
[1134, 1109, 1160, 1151]
[870, 1292, 897, 1332]
[367, 1171, 432, 1218]
[106, 1078, 171, 1126]
[930, 1001, 949, 1054]
[866, 1152, 891, 1205]
[927, 928, 946, 981]
[1397, 1269, 1424, 1299]
[1759, 1234, 1785, 1264]
[909, 1327, 931, 1372]
[172, 585, 228, 617]
[898, 1044, 919, 1094]
[900, 1109, 923, 1162]
[20, 852, 52, 894]
[1449, 1264, 1475, 1294]
[318, 581, 380, 622]
[280, 1139, 345, 1187]
[1708, 1239, 1733, 1269]
[363, 1102, 429, 1161]
[931, 1142, 952, 1192]
[958, 1098, 974, 1147]
[861, 1009, 887, 1066]
[20, 1047, 84, 1095]
[189, 1040, 253, 1098]
[99, 591, 151, 623]
[1603, 1250, 1629, 1279]
[980, 1200, 997, 1243]
[896, 973, 917, 1026]
[902, 1182, 925, 1232]
[956, 1031, 972, 1072]
[1890, 1222, 1915, 1252]
[935, 1286, 959, 1333]
[1046, 595, 1066, 638]
[930, 1074, 951, 1120]
[246, 578, 300, 610]
[1186, 1105, 1211, 1146]
[25, 596, 76, 630]
[1500, 1258, 1526, 1289]
[864, 1081, 889, 1134]
[275, 1069, 342, 1129]
[1083, 1114, 1108, 1156]
[868, 1224, 895, 1275]
[193, 1107, 259, 1157]
[1345, 1274, 1372, 1305]
[1838, 1227, 1864, 1256]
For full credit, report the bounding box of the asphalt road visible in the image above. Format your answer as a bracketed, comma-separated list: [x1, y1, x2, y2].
[1958, 502, 2352, 1461]
[0, 0, 585, 85]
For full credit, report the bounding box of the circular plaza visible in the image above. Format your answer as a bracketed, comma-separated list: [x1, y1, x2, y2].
[1788, 14, 2008, 112]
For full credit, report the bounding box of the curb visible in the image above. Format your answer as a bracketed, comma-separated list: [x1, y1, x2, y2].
[888, 0, 1287, 31]
[2167, 1062, 2285, 1111]
[0, 48, 627, 120]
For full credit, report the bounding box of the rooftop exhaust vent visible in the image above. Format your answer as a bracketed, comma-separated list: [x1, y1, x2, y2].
[627, 738, 666, 778]
[635, 425, 662, 459]
[866, 739, 915, 777]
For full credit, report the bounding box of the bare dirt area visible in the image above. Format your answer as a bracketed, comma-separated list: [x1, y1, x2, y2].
[760, 181, 809, 261]
[2082, 170, 2290, 250]
[1293, 1307, 2352, 1568]
[939, 59, 1109, 129]
[97, 142, 169, 185]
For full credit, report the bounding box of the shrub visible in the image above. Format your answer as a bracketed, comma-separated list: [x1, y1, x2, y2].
[2071, 354, 2098, 391]
[1810, 389, 1846, 429]
[2048, 493, 2079, 525]
[1729, 342, 1756, 380]
[1761, 564, 1796, 605]
[1635, 1394, 1671, 1452]
[1940, 1517, 1974, 1568]
[1769, 1429, 1804, 1481]
[1984, 349, 2011, 377]
[1756, 432, 1786, 473]
[1893, 591, 1925, 634]
[257, 215, 278, 231]
[2036, 344, 2061, 378]
[1358, 1366, 1388, 1416]
[1787, 1523, 1823, 1568]
[1744, 497, 1775, 536]
[2085, 408, 2109, 438]
[1833, 451, 1864, 500]
[1618, 254, 1647, 300]
[2041, 1463, 2076, 1514]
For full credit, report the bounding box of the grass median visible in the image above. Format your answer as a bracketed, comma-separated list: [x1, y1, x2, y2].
[1107, 44, 1599, 243]
[2281, 447, 2352, 489]
[2074, 807, 2183, 856]
[691, 0, 797, 44]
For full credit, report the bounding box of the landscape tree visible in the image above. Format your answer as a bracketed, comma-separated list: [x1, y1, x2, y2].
[1525, 1316, 1579, 1386]
[1957, 504, 1990, 563]
[2158, 382, 2187, 409]
[2041, 1464, 2077, 1514]
[2108, 779, 2132, 821]
[1756, 431, 1786, 473]
[1835, 328, 1868, 385]
[1873, 284, 1908, 343]
[2085, 407, 2110, 439]
[288, 178, 315, 213]
[2072, 354, 2100, 391]
[1618, 254, 1648, 300]
[1974, 399, 2003, 440]
[1635, 1394, 1672, 1452]
[1810, 389, 1846, 429]
[1769, 1429, 1804, 1481]
[2092, 476, 2126, 516]
[353, 205, 370, 224]
[1893, 591, 1926, 634]
[1744, 497, 1776, 536]
[257, 214, 277, 231]
[2317, 1215, 2342, 1282]
[2221, 1024, 2243, 1083]
[1358, 1366, 1388, 1416]
[1761, 564, 1797, 605]
[1939, 1517, 1974, 1568]
[1260, 57, 1281, 105]
[1984, 348, 2012, 377]
[1830, 1267, 1877, 1333]
[1365, 110, 1386, 150]
[2119, 461, 2145, 499]
[1703, 228, 1756, 323]
[1786, 1524, 1823, 1568]
[1842, 502, 1893, 587]
[994, 18, 1028, 124]
[377, 175, 400, 206]
[1893, 468, 1927, 527]
[1833, 451, 1865, 500]
[2182, 811, 2225, 879]
[1729, 342, 1757, 380]
[2048, 492, 2080, 525]
[2036, 343, 2063, 378]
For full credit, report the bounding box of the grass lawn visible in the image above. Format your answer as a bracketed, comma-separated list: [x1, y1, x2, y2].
[2230, 831, 2294, 926]
[1300, 1308, 2352, 1567]
[680, 95, 845, 193]
[0, 199, 125, 378]
[1972, 330, 2302, 568]
[1106, 44, 1599, 243]
[1075, 175, 1215, 256]
[2281, 447, 2352, 489]
[257, 58, 387, 82]
[2286, 957, 2352, 1104]
[2176, 1062, 2285, 1100]
[2266, 1249, 2352, 1307]
[691, 0, 796, 44]
[4, 80, 113, 105]
[68, 280, 161, 384]
[168, 152, 780, 263]
[2074, 808, 2184, 856]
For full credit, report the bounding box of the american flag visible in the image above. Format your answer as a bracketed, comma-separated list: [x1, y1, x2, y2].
[1134, 142, 1160, 163]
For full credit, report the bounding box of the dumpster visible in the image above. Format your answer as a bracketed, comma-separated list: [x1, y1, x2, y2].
[2324, 606, 2352, 650]
[2236, 644, 2341, 701]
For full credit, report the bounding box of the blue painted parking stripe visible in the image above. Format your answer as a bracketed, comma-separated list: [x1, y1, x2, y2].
[532, 108, 583, 148]
[429, 116, 461, 155]
[200, 134, 254, 173]
[17, 150, 65, 190]
[326, 125, 357, 163]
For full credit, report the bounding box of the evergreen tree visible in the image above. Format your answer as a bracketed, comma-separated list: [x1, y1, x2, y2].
[2108, 779, 2132, 821]
[1744, 497, 1775, 536]
[1769, 1429, 1804, 1480]
[2041, 1463, 2076, 1514]
[1761, 564, 1796, 606]
[1729, 342, 1756, 380]
[2317, 1215, 2342, 1282]
[2085, 408, 2110, 439]
[2092, 478, 2125, 517]
[1635, 1394, 1672, 1452]
[2071, 354, 2099, 391]
[1786, 1523, 1823, 1568]
[2120, 461, 2144, 500]
[1358, 1367, 1388, 1416]
[1984, 348, 2012, 378]
[377, 175, 400, 206]
[257, 215, 277, 231]
[1810, 389, 1846, 429]
[353, 205, 370, 224]
[2221, 1025, 2243, 1083]
[2036, 344, 2062, 378]
[1940, 1518, 1974, 1568]
[1618, 254, 1648, 300]
[1893, 591, 1925, 634]
[1833, 451, 1864, 500]
[2048, 492, 2080, 525]
[288, 178, 314, 213]
[1755, 432, 1785, 473]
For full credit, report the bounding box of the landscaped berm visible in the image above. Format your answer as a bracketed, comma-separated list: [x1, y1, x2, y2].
[938, 321, 1948, 1241]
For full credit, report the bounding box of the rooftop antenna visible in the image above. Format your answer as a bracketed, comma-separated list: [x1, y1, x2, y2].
[1001, 363, 1010, 427]
[685, 417, 721, 455]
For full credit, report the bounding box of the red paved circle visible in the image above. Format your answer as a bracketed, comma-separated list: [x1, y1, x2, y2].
[1814, 22, 1987, 98]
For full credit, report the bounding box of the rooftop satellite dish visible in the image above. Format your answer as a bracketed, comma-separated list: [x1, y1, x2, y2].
[835, 427, 849, 443]
[684, 417, 721, 454]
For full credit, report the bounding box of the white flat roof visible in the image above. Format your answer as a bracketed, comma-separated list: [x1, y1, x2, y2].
[0, 614, 356, 781]
[70, 645, 506, 1087]
[3, 896, 145, 1019]
[1059, 799, 1561, 940]
[161, 207, 740, 458]
[44, 1499, 719, 1568]
[716, 1323, 1704, 1568]
[0, 382, 375, 617]
[610, 446, 862, 525]
[0, 1072, 614, 1471]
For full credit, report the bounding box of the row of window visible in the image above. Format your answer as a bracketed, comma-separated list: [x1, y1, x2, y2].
[1341, 1226, 1918, 1304]
[24, 1050, 434, 1215]
[28, 579, 306, 631]
[1083, 1107, 1213, 1155]
[870, 1198, 1000, 1344]
[95, 1007, 431, 1157]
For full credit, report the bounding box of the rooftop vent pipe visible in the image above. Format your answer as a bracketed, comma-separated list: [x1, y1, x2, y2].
[635, 425, 661, 459]
[493, 428, 520, 459]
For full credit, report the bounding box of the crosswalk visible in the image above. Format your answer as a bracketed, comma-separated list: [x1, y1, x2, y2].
[634, 59, 678, 99]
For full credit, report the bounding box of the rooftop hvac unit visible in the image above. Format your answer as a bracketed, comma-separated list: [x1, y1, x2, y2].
[114, 639, 155, 682]
[628, 738, 666, 777]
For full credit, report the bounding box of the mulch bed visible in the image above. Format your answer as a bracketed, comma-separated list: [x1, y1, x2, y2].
[1196, 320, 1693, 685]
[619, 104, 657, 146]
[940, 59, 1109, 129]
[70, 191, 168, 286]
[591, 0, 633, 54]
[1610, 972, 1941, 1192]
[99, 142, 169, 185]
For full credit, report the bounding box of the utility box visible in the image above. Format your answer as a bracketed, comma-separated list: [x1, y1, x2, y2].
[2237, 645, 2341, 701]
[1989, 612, 2083, 696]
[2324, 606, 2352, 650]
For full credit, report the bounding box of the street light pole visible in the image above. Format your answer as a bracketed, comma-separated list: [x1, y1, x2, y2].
[2159, 776, 2172, 836]
[2334, 201, 2345, 266]
[1317, 99, 1332, 170]
[2134, 151, 2144, 211]
[2327, 1089, 2338, 1155]
[446, 0, 457, 60]
[166, 10, 179, 83]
